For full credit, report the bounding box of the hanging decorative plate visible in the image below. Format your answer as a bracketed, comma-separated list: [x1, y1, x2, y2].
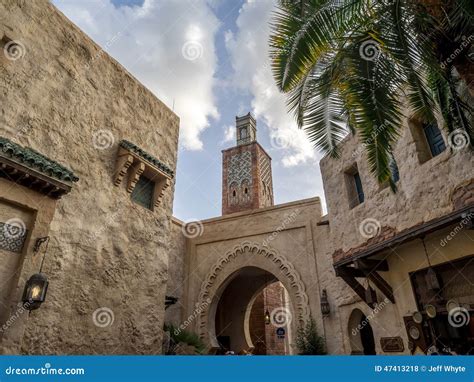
[425, 304, 437, 318]
[408, 325, 420, 340]
[412, 311, 423, 324]
[446, 300, 459, 313]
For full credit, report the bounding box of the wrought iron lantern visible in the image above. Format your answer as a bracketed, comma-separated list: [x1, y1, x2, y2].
[425, 267, 441, 291]
[22, 237, 50, 310]
[320, 289, 330, 316]
[264, 309, 271, 325]
[22, 272, 48, 310]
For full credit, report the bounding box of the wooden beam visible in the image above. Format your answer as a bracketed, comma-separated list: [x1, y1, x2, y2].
[336, 263, 395, 306]
[339, 273, 375, 309]
[351, 262, 395, 304]
[335, 266, 366, 278]
[367, 272, 395, 304]
[335, 266, 375, 309]
[354, 258, 389, 272]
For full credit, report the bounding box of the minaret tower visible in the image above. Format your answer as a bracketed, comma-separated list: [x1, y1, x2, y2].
[222, 113, 274, 215]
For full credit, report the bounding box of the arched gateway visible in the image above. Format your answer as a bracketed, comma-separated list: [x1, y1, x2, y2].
[195, 242, 310, 349]
[170, 114, 328, 354]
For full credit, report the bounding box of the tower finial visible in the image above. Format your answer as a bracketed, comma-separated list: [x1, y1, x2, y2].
[235, 112, 256, 146]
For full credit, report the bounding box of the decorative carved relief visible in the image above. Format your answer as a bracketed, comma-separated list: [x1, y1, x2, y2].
[227, 151, 252, 187]
[258, 150, 273, 205]
[153, 178, 170, 207]
[114, 154, 133, 186]
[0, 221, 28, 253]
[196, 242, 310, 339]
[114, 140, 174, 209]
[127, 162, 145, 194]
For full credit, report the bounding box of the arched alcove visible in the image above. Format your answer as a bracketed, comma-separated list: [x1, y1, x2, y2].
[348, 308, 376, 355]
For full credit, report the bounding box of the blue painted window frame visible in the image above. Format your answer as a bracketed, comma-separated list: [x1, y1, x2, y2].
[353, 172, 364, 204]
[423, 122, 446, 157]
[389, 156, 400, 183]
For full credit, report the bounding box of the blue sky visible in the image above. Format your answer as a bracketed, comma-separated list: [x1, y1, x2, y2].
[54, 0, 326, 221]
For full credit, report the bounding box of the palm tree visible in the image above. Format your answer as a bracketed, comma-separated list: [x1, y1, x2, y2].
[270, 0, 473, 187]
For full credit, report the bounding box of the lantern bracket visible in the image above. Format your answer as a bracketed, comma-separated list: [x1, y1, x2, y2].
[33, 236, 50, 254]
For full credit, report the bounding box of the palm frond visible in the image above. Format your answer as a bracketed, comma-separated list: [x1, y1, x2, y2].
[270, 0, 366, 92]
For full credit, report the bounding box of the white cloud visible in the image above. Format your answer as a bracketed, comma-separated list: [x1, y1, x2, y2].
[221, 124, 235, 145]
[54, 0, 219, 150]
[225, 0, 318, 167]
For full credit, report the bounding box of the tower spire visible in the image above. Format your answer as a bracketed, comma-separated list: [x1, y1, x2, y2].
[236, 112, 257, 146]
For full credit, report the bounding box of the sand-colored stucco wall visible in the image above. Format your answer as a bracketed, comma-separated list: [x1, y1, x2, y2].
[178, 197, 351, 353]
[164, 218, 187, 326]
[0, 0, 179, 354]
[320, 116, 474, 258]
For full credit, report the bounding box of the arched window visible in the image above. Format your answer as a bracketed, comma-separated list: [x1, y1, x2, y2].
[229, 182, 238, 205]
[241, 179, 251, 203]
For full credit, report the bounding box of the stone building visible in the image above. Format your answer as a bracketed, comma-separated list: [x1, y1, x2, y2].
[320, 116, 474, 355]
[1, 0, 473, 357]
[0, 0, 179, 354]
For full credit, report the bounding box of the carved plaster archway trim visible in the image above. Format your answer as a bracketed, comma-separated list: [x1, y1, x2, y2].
[196, 241, 310, 341]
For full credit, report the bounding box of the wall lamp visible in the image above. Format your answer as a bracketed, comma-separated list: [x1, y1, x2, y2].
[22, 237, 50, 310]
[320, 289, 330, 316]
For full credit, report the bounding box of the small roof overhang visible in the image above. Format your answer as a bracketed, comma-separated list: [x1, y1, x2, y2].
[334, 205, 474, 268]
[333, 205, 473, 308]
[0, 136, 79, 198]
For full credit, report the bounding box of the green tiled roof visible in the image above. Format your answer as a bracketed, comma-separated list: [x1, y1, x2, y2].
[119, 139, 174, 178]
[0, 137, 79, 183]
